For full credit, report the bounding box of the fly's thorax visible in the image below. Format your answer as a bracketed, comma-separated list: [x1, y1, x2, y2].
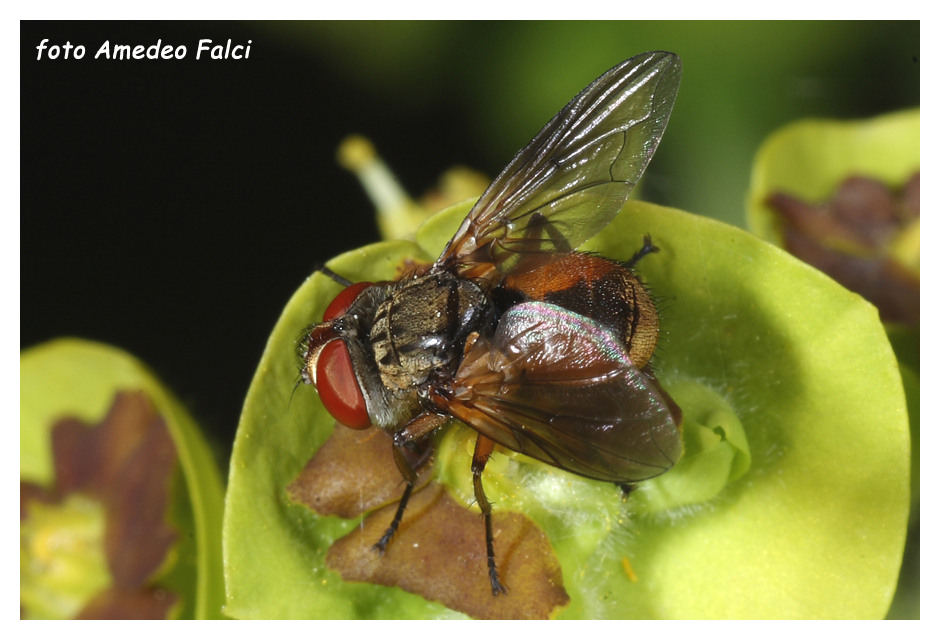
[369, 270, 492, 394]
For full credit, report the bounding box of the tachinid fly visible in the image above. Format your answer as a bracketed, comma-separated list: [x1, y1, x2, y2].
[298, 51, 684, 595]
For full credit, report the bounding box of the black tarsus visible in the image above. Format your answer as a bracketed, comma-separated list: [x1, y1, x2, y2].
[374, 418, 445, 556]
[623, 234, 659, 270]
[374, 481, 414, 554]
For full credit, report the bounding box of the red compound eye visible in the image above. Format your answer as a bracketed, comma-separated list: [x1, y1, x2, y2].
[315, 339, 371, 429]
[323, 281, 373, 321]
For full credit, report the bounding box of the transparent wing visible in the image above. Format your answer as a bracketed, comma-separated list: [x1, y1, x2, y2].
[444, 303, 682, 483]
[439, 51, 681, 276]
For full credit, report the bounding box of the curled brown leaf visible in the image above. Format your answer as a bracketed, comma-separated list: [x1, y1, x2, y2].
[767, 173, 920, 326]
[288, 424, 570, 619]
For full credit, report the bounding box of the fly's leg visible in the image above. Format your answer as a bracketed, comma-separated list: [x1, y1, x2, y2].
[623, 234, 659, 269]
[373, 445, 417, 554]
[374, 411, 448, 554]
[617, 482, 637, 499]
[472, 434, 508, 596]
[528, 211, 573, 252]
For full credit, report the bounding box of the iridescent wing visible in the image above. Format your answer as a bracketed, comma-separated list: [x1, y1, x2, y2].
[443, 302, 682, 482]
[438, 51, 681, 276]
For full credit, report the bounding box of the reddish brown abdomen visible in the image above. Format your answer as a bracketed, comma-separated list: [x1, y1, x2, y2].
[502, 253, 659, 368]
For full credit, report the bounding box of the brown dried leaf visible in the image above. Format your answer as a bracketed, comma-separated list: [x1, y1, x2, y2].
[829, 176, 897, 245]
[105, 408, 180, 588]
[326, 483, 569, 620]
[901, 172, 920, 219]
[767, 192, 874, 252]
[50, 392, 180, 588]
[768, 176, 905, 252]
[783, 229, 919, 326]
[20, 481, 55, 520]
[767, 172, 920, 327]
[52, 392, 158, 496]
[287, 425, 433, 519]
[76, 587, 177, 620]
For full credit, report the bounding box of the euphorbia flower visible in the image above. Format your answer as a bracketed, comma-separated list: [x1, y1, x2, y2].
[223, 146, 909, 618]
[20, 340, 226, 619]
[21, 392, 180, 619]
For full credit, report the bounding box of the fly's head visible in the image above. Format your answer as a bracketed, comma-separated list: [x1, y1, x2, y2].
[297, 280, 415, 432]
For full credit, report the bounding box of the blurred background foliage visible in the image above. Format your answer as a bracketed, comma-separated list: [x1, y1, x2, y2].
[271, 21, 919, 227]
[21, 21, 919, 617]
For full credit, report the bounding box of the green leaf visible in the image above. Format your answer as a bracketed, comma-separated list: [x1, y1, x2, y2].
[224, 199, 908, 619]
[20, 339, 227, 619]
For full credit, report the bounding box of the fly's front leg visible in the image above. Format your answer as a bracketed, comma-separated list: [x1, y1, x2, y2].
[374, 411, 448, 554]
[472, 434, 508, 596]
[373, 444, 417, 554]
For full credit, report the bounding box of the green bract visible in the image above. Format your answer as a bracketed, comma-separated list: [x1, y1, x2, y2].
[746, 110, 919, 618]
[20, 339, 226, 619]
[224, 199, 908, 619]
[746, 110, 920, 498]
